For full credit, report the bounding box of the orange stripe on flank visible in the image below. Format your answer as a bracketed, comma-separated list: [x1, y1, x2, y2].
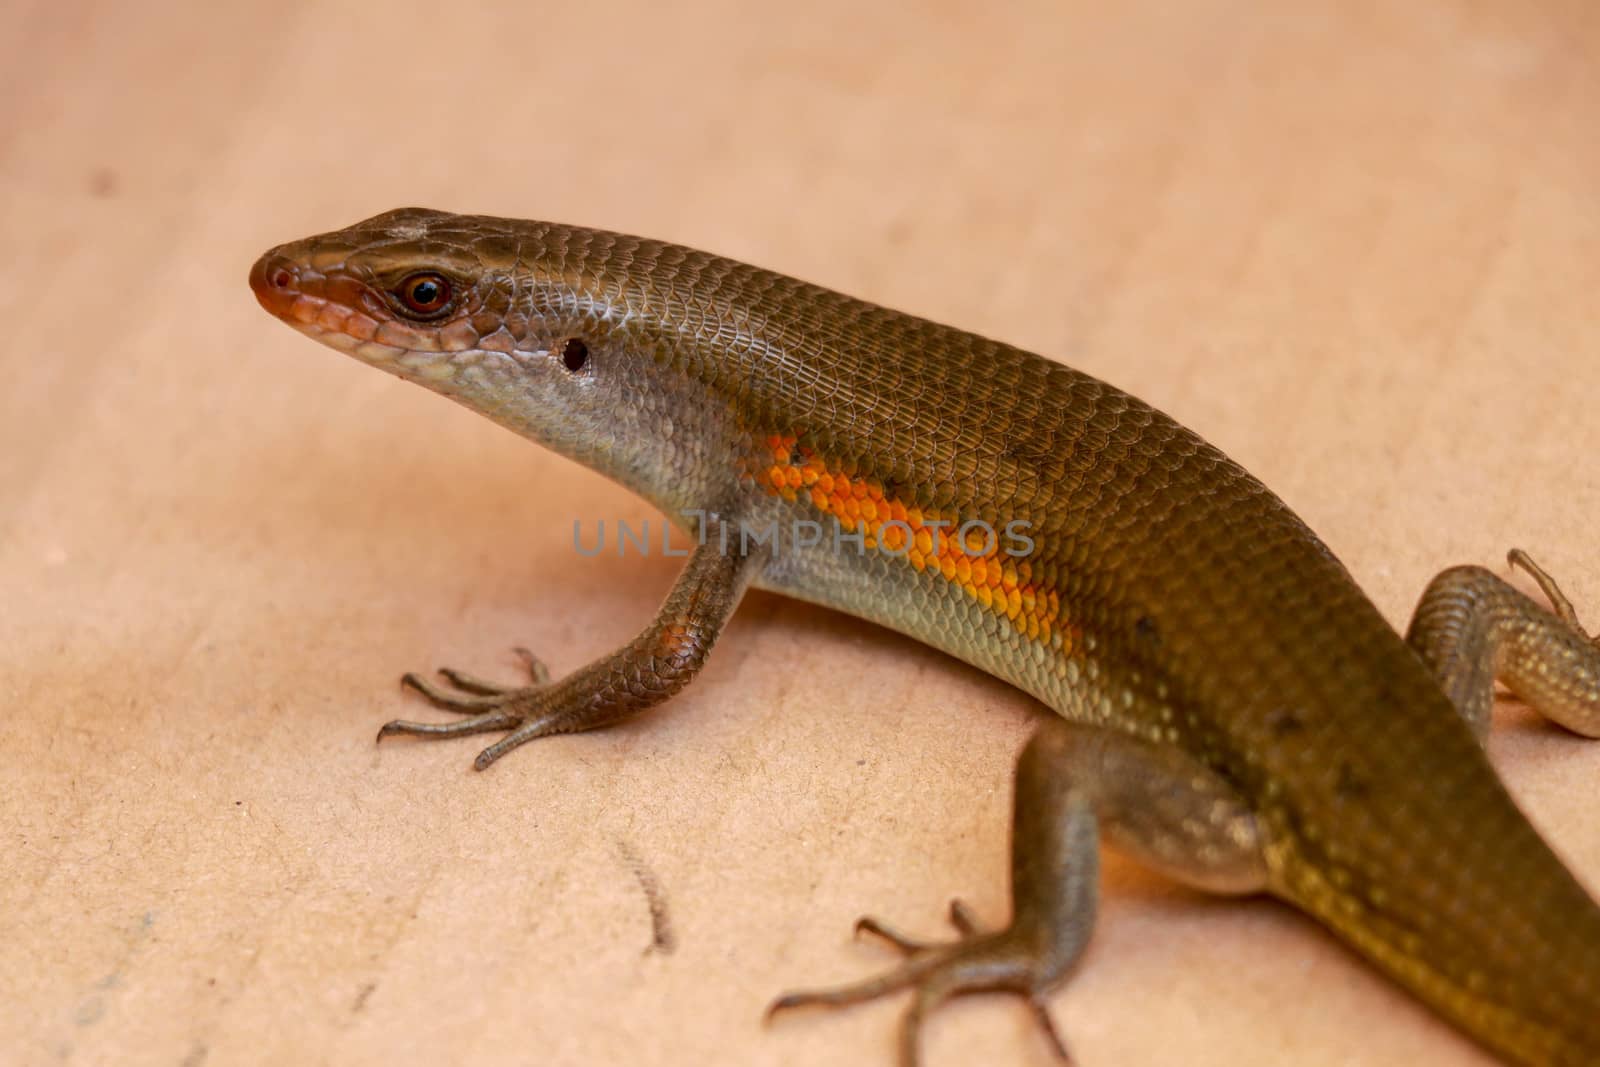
[744, 434, 1070, 648]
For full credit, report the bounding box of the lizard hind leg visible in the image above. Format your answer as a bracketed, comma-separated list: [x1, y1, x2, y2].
[1405, 549, 1600, 740]
[766, 717, 1269, 1066]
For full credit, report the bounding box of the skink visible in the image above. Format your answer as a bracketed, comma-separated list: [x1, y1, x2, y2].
[250, 209, 1600, 1065]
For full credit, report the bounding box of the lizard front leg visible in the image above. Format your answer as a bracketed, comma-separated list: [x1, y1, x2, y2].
[767, 715, 1269, 1066]
[379, 518, 761, 770]
[1406, 549, 1600, 741]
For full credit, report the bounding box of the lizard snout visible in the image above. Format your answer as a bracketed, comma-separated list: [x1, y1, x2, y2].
[249, 251, 302, 318]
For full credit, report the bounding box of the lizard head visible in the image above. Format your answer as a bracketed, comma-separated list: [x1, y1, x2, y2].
[249, 207, 734, 513]
[249, 206, 602, 394]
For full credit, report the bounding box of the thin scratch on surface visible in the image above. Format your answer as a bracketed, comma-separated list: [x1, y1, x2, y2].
[352, 982, 377, 1013]
[71, 910, 158, 1030]
[617, 840, 675, 955]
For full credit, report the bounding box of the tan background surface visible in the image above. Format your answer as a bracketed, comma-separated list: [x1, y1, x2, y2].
[5, 2, 1599, 1065]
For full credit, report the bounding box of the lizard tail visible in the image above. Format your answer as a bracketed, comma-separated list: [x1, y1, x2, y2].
[1275, 760, 1600, 1066]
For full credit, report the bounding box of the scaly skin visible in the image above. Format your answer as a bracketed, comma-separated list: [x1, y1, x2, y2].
[251, 209, 1600, 1064]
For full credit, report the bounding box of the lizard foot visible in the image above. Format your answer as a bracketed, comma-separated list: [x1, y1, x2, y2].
[372, 529, 750, 769]
[766, 898, 1073, 1066]
[377, 648, 558, 767]
[1508, 549, 1600, 645]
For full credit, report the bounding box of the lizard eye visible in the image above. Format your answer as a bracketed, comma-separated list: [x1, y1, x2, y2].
[395, 272, 452, 317]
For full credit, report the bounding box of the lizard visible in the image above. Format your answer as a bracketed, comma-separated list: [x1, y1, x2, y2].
[249, 208, 1600, 1065]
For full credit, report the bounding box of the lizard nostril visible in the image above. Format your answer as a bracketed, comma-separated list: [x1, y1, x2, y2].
[249, 252, 303, 316]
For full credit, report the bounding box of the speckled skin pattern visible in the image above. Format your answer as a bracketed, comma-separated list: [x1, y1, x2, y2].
[251, 209, 1600, 1065]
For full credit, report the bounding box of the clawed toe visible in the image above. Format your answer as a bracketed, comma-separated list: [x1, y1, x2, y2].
[376, 708, 519, 741]
[436, 649, 553, 692]
[856, 899, 985, 955]
[399, 646, 553, 709]
[855, 915, 938, 955]
[436, 666, 522, 696]
[511, 646, 552, 684]
[401, 671, 517, 711]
